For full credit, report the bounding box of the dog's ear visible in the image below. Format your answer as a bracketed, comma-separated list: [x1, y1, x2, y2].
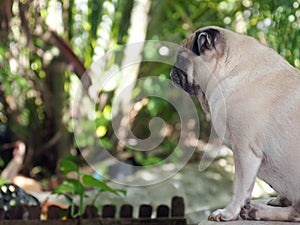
[192, 28, 220, 56]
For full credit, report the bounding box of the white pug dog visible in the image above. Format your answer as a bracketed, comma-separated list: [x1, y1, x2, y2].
[170, 26, 300, 221]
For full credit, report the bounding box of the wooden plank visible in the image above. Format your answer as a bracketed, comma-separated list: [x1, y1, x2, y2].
[9, 205, 23, 219]
[28, 206, 41, 220]
[171, 196, 184, 217]
[101, 218, 187, 225]
[119, 204, 133, 218]
[47, 205, 61, 219]
[1, 220, 77, 225]
[0, 218, 187, 225]
[139, 205, 152, 218]
[3, 219, 300, 225]
[83, 205, 99, 219]
[0, 196, 187, 224]
[102, 205, 116, 218]
[0, 207, 5, 219]
[156, 205, 169, 218]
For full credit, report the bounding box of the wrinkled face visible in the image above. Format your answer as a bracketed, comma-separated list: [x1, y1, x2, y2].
[170, 27, 223, 104]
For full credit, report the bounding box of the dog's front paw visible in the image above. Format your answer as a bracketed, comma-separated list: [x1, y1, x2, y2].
[240, 203, 260, 220]
[208, 209, 239, 221]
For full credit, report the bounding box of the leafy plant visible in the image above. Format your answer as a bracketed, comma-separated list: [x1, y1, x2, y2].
[53, 159, 126, 218]
[0, 177, 8, 186]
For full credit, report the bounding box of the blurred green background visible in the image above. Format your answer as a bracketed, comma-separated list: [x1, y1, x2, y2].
[0, 0, 299, 222]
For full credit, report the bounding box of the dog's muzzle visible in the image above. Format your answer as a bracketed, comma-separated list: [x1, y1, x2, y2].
[170, 67, 199, 96]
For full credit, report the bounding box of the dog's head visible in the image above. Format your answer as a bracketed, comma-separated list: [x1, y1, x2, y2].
[170, 26, 227, 112]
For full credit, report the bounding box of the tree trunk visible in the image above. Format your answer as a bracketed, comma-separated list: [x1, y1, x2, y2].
[44, 57, 71, 172]
[113, 0, 151, 153]
[0, 0, 12, 44]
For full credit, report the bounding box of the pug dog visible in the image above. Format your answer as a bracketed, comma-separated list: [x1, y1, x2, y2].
[170, 26, 300, 222]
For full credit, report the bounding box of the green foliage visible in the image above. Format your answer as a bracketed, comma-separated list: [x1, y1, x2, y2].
[0, 177, 9, 186]
[59, 159, 79, 175]
[1, 0, 300, 176]
[240, 0, 300, 68]
[112, 0, 134, 45]
[53, 159, 126, 218]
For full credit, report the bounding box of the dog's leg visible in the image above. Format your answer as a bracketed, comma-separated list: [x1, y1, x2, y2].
[208, 148, 262, 221]
[240, 202, 300, 221]
[267, 195, 291, 207]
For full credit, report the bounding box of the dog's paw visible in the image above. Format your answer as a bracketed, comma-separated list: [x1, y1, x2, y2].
[240, 203, 260, 220]
[267, 197, 291, 207]
[208, 209, 239, 221]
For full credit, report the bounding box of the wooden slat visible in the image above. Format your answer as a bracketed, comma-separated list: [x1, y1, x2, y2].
[101, 218, 186, 225]
[171, 196, 185, 217]
[156, 204, 169, 218]
[102, 205, 116, 218]
[0, 196, 186, 224]
[120, 204, 133, 218]
[139, 204, 152, 218]
[47, 205, 61, 219]
[9, 205, 23, 219]
[1, 220, 78, 225]
[0, 207, 5, 219]
[0, 217, 187, 225]
[27, 205, 41, 220]
[83, 205, 99, 219]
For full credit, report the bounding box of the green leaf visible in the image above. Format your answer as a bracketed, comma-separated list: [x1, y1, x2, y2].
[0, 177, 9, 186]
[115, 189, 127, 197]
[82, 175, 110, 189]
[99, 138, 113, 150]
[53, 179, 84, 196]
[3, 82, 12, 96]
[82, 174, 125, 196]
[53, 182, 75, 195]
[65, 178, 84, 195]
[63, 194, 73, 205]
[59, 159, 79, 175]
